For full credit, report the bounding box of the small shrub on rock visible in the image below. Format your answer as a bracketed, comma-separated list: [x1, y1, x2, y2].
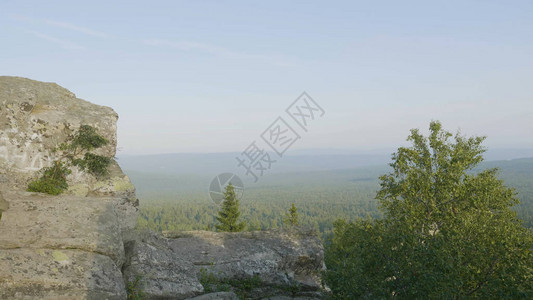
[126, 274, 145, 300]
[27, 125, 112, 195]
[27, 162, 71, 195]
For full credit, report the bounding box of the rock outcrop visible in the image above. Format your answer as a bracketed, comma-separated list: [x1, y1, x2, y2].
[0, 77, 326, 299]
[122, 229, 325, 299]
[0, 77, 138, 233]
[0, 77, 135, 201]
[0, 77, 138, 299]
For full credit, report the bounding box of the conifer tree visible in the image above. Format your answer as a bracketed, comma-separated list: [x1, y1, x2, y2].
[215, 183, 245, 232]
[284, 203, 299, 226]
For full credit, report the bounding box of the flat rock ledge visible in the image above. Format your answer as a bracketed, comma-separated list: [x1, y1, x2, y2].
[123, 228, 326, 300]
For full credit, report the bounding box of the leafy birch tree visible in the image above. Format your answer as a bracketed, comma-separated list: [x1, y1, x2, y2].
[324, 121, 533, 299]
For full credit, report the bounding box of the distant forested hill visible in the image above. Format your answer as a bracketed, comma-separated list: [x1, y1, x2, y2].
[475, 158, 533, 227]
[125, 157, 533, 238]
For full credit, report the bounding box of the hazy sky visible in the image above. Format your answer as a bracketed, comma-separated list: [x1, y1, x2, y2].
[1, 0, 532, 154]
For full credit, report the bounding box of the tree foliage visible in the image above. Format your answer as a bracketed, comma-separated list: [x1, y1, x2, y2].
[134, 158, 533, 240]
[134, 167, 383, 239]
[324, 121, 533, 299]
[69, 124, 109, 151]
[284, 203, 299, 226]
[64, 124, 111, 177]
[215, 183, 245, 232]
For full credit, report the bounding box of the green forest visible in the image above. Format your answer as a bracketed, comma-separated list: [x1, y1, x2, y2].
[131, 157, 533, 240]
[128, 121, 533, 298]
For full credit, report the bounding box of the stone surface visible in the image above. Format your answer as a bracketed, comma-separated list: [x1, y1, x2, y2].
[0, 76, 137, 221]
[123, 228, 326, 299]
[0, 191, 8, 219]
[186, 292, 239, 300]
[0, 191, 128, 299]
[0, 77, 138, 299]
[164, 228, 325, 290]
[0, 248, 126, 300]
[0, 191, 125, 266]
[0, 76, 117, 173]
[0, 77, 106, 180]
[122, 230, 204, 299]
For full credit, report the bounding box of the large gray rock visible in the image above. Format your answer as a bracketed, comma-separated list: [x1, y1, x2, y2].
[0, 191, 125, 266]
[164, 229, 325, 290]
[0, 76, 137, 221]
[122, 231, 204, 299]
[0, 77, 138, 299]
[123, 229, 326, 299]
[0, 192, 128, 299]
[0, 248, 126, 299]
[0, 76, 117, 173]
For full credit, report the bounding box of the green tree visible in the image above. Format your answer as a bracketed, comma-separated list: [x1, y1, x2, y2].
[324, 121, 533, 299]
[284, 203, 299, 226]
[215, 183, 245, 232]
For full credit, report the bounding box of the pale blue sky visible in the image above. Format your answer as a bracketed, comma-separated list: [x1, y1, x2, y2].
[1, 0, 532, 154]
